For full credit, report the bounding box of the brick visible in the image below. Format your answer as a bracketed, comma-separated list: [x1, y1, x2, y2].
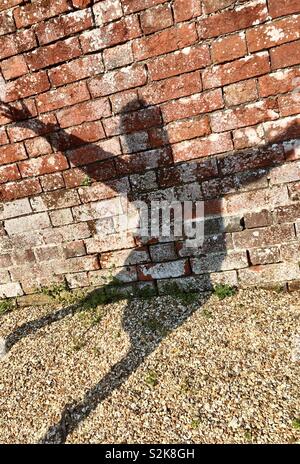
[210, 100, 279, 132]
[19, 153, 69, 178]
[0, 198, 32, 221]
[132, 23, 197, 61]
[281, 242, 300, 261]
[48, 53, 104, 87]
[101, 247, 149, 268]
[131, 171, 158, 191]
[158, 158, 218, 187]
[78, 177, 129, 203]
[140, 3, 173, 34]
[233, 224, 295, 249]
[0, 282, 23, 298]
[191, 251, 248, 274]
[0, 128, 8, 146]
[5, 212, 50, 235]
[49, 208, 73, 227]
[5, 71, 50, 102]
[268, 0, 300, 18]
[0, 99, 37, 126]
[161, 89, 224, 123]
[25, 137, 53, 158]
[275, 204, 300, 223]
[122, 0, 166, 14]
[58, 256, 99, 274]
[103, 106, 162, 137]
[211, 32, 247, 64]
[110, 90, 140, 114]
[0, 1, 23, 12]
[202, 52, 270, 89]
[0, 143, 27, 166]
[249, 247, 280, 265]
[25, 37, 81, 72]
[139, 71, 201, 105]
[66, 272, 89, 289]
[219, 144, 284, 176]
[13, 0, 71, 28]
[89, 64, 147, 97]
[247, 16, 300, 52]
[270, 40, 300, 70]
[149, 243, 177, 262]
[93, 0, 123, 25]
[172, 132, 233, 163]
[0, 270, 11, 284]
[36, 81, 90, 114]
[0, 164, 20, 184]
[57, 98, 111, 128]
[80, 15, 141, 53]
[34, 244, 61, 262]
[8, 114, 58, 143]
[103, 43, 133, 71]
[238, 263, 300, 286]
[263, 115, 300, 144]
[89, 266, 137, 286]
[1, 55, 28, 80]
[278, 93, 300, 117]
[166, 116, 211, 143]
[40, 172, 65, 192]
[173, 0, 202, 22]
[64, 240, 86, 258]
[63, 160, 116, 188]
[198, 0, 268, 39]
[224, 80, 258, 106]
[203, 0, 248, 14]
[288, 181, 300, 201]
[258, 67, 300, 97]
[269, 161, 300, 185]
[72, 0, 91, 8]
[0, 9, 15, 36]
[138, 259, 190, 281]
[116, 148, 172, 175]
[244, 209, 272, 228]
[85, 232, 135, 253]
[0, 29, 37, 60]
[30, 189, 80, 212]
[67, 137, 120, 168]
[148, 44, 210, 81]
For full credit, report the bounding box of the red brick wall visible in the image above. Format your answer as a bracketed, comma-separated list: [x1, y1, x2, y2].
[0, 0, 300, 301]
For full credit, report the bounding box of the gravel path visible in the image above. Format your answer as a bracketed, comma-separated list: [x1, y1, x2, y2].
[0, 288, 299, 444]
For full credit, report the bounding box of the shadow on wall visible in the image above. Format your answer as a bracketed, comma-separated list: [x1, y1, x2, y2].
[0, 99, 299, 443]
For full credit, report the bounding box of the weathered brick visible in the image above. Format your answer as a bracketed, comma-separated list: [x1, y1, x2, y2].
[103, 43, 133, 71]
[5, 212, 50, 235]
[211, 32, 247, 64]
[139, 71, 201, 105]
[1, 55, 28, 80]
[110, 89, 140, 114]
[0, 99, 37, 126]
[270, 40, 300, 70]
[89, 64, 147, 97]
[78, 177, 129, 203]
[34, 245, 61, 262]
[244, 209, 272, 228]
[40, 172, 65, 192]
[0, 164, 20, 184]
[202, 52, 270, 89]
[203, 0, 248, 14]
[263, 115, 300, 144]
[166, 116, 211, 144]
[86, 232, 135, 253]
[148, 44, 210, 81]
[278, 93, 300, 118]
[122, 0, 167, 14]
[63, 159, 115, 188]
[198, 0, 268, 38]
[239, 263, 300, 286]
[0, 128, 8, 146]
[0, 198, 32, 221]
[233, 224, 295, 249]
[72, 0, 91, 8]
[7, 114, 57, 143]
[268, 0, 300, 18]
[138, 259, 190, 280]
[19, 153, 69, 178]
[49, 208, 73, 227]
[258, 67, 300, 97]
[172, 133, 233, 163]
[0, 143, 27, 166]
[5, 71, 50, 102]
[104, 106, 162, 137]
[140, 3, 173, 34]
[35, 9, 93, 45]
[116, 148, 172, 175]
[64, 240, 86, 258]
[14, 0, 71, 28]
[30, 189, 80, 212]
[161, 89, 224, 123]
[224, 79, 258, 106]
[93, 0, 123, 25]
[0, 1, 23, 12]
[275, 203, 300, 223]
[173, 0, 202, 22]
[0, 8, 15, 36]
[158, 158, 218, 187]
[247, 15, 300, 52]
[36, 81, 90, 114]
[269, 161, 300, 186]
[132, 23, 197, 61]
[281, 242, 300, 261]
[101, 247, 149, 268]
[0, 282, 23, 298]
[48, 53, 104, 87]
[249, 247, 280, 266]
[25, 137, 53, 158]
[57, 98, 111, 128]
[0, 29, 37, 60]
[25, 37, 82, 72]
[67, 137, 120, 168]
[80, 15, 141, 53]
[191, 251, 248, 274]
[210, 100, 279, 132]
[65, 272, 89, 289]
